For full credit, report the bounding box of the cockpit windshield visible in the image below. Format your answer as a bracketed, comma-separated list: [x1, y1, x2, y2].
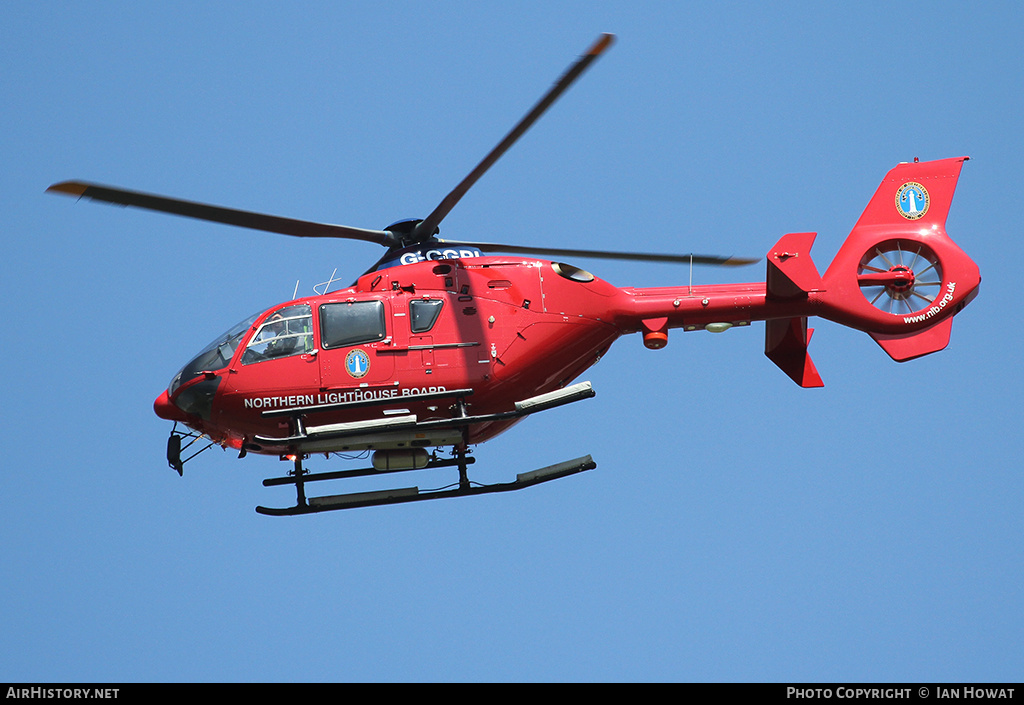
[168, 311, 261, 394]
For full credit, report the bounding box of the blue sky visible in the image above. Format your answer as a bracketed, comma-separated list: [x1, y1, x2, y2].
[2, 2, 1021, 682]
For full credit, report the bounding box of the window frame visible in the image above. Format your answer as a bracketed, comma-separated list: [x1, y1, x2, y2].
[319, 300, 387, 350]
[409, 298, 444, 334]
[241, 304, 314, 365]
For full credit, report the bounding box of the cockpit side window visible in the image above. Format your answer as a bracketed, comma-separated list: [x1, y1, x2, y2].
[409, 299, 444, 333]
[320, 300, 386, 349]
[241, 304, 313, 364]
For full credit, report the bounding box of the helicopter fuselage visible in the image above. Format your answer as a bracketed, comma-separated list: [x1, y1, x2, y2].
[154, 254, 777, 457]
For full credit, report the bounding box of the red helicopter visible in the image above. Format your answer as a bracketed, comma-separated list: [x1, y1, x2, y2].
[49, 34, 980, 515]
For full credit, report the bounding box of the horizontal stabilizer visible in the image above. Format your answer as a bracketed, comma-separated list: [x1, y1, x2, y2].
[869, 316, 954, 362]
[765, 317, 824, 388]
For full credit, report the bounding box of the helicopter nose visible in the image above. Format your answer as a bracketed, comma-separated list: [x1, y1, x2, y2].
[154, 389, 188, 422]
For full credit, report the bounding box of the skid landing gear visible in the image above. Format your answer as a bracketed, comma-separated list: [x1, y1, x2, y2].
[255, 451, 596, 516]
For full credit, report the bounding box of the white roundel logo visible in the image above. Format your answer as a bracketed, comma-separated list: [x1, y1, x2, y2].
[345, 349, 370, 378]
[895, 182, 930, 220]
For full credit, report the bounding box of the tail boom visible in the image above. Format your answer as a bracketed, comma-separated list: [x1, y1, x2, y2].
[611, 157, 979, 384]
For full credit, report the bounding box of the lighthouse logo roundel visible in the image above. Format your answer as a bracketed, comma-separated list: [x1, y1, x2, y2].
[345, 349, 370, 378]
[895, 182, 930, 220]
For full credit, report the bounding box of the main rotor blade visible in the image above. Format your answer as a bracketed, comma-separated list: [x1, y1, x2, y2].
[438, 239, 759, 266]
[411, 33, 615, 243]
[47, 181, 396, 247]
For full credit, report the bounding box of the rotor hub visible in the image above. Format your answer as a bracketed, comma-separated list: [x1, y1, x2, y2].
[886, 265, 915, 293]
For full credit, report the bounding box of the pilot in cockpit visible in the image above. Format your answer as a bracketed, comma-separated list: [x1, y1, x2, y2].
[263, 313, 297, 358]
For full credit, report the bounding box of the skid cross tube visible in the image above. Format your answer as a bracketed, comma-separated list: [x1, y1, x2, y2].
[262, 455, 476, 487]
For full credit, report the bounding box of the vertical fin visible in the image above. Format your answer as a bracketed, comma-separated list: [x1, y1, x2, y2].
[869, 316, 954, 362]
[765, 317, 824, 388]
[766, 232, 823, 299]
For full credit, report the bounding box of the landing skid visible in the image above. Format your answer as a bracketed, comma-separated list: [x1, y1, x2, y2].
[255, 453, 596, 516]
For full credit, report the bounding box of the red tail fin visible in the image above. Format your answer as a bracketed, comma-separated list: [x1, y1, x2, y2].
[765, 318, 824, 388]
[817, 157, 980, 359]
[760, 158, 979, 385]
